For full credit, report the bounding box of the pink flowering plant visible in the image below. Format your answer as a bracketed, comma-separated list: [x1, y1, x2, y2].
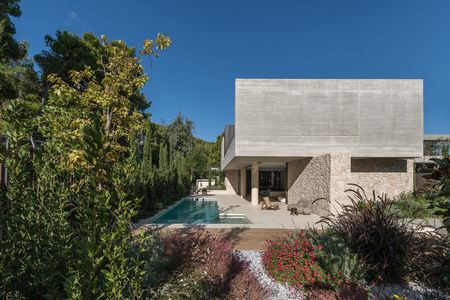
[151, 228, 268, 299]
[262, 230, 366, 293]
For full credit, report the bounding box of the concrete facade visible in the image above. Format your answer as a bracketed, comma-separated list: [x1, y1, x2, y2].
[224, 170, 239, 194]
[221, 79, 423, 213]
[239, 167, 247, 198]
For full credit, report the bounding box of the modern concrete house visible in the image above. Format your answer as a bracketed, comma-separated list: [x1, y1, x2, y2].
[221, 79, 423, 215]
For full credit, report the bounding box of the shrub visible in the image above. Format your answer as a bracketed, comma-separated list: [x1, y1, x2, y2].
[151, 228, 266, 299]
[262, 230, 366, 293]
[129, 231, 168, 291]
[413, 232, 450, 289]
[319, 184, 439, 284]
[425, 157, 450, 196]
[307, 230, 366, 286]
[307, 285, 368, 300]
[228, 262, 267, 300]
[390, 192, 446, 220]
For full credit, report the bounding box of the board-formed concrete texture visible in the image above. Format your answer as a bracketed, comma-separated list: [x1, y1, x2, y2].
[223, 79, 423, 170]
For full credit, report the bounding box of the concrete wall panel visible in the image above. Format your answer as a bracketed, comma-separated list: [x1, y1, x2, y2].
[233, 79, 423, 161]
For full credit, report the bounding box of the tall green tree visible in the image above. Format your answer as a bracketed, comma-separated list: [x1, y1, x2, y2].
[0, 0, 26, 62]
[166, 113, 195, 155]
[35, 31, 151, 112]
[139, 121, 155, 212]
[0, 0, 38, 107]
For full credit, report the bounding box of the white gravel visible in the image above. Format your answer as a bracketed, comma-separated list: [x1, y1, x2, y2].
[236, 250, 448, 300]
[236, 250, 305, 300]
[371, 282, 448, 300]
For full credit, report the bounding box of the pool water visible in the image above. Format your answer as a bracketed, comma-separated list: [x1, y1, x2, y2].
[151, 198, 251, 224]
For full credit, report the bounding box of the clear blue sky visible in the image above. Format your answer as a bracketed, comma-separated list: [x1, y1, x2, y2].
[15, 0, 450, 141]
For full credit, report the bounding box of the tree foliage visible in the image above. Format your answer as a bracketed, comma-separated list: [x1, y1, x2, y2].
[35, 31, 151, 112]
[0, 0, 26, 62]
[0, 2, 224, 296]
[0, 0, 38, 107]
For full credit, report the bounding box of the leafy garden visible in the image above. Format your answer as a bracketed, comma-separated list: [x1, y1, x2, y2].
[0, 0, 224, 298]
[262, 184, 449, 299]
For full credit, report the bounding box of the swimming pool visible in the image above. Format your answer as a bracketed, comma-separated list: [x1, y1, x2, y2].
[151, 198, 251, 224]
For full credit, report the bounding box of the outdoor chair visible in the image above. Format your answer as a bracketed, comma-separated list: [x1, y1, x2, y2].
[261, 196, 280, 210]
[287, 200, 312, 215]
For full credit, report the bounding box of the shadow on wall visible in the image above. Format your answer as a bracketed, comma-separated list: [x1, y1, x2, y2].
[224, 170, 239, 193]
[287, 157, 312, 191]
[351, 158, 407, 173]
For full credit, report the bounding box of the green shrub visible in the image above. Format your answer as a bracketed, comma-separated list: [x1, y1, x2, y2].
[425, 157, 450, 196]
[128, 231, 169, 292]
[391, 192, 446, 219]
[306, 230, 366, 286]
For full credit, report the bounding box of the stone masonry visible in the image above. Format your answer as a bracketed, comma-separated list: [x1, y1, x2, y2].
[287, 155, 331, 216]
[286, 153, 414, 216]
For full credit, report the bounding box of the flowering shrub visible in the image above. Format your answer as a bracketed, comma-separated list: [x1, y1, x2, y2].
[150, 228, 267, 299]
[262, 230, 366, 294]
[228, 257, 268, 300]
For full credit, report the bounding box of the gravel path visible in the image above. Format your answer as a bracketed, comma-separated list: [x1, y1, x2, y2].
[236, 250, 448, 300]
[236, 250, 305, 300]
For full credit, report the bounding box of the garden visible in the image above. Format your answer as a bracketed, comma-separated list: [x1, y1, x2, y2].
[258, 184, 449, 299]
[1, 1, 449, 299]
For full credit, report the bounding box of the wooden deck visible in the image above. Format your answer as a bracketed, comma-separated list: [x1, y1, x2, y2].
[205, 228, 296, 250]
[142, 227, 297, 250]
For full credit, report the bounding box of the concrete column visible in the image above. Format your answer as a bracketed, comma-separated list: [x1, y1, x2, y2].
[251, 162, 259, 205]
[240, 167, 247, 198]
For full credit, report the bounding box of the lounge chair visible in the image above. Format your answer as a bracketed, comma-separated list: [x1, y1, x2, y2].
[287, 200, 312, 215]
[261, 196, 280, 210]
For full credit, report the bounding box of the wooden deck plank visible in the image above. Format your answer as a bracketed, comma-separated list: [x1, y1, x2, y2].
[205, 228, 295, 250]
[142, 227, 300, 250]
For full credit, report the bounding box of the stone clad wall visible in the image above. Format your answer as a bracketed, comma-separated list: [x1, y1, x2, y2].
[329, 153, 351, 214]
[349, 158, 414, 199]
[287, 154, 414, 216]
[287, 155, 331, 216]
[224, 170, 239, 194]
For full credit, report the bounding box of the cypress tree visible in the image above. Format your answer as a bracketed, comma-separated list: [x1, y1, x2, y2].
[140, 122, 154, 212]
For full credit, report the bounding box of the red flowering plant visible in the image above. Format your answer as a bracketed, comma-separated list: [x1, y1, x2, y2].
[262, 230, 366, 293]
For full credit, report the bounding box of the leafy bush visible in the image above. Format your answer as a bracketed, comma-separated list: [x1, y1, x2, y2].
[151, 228, 267, 299]
[390, 192, 447, 220]
[417, 234, 450, 289]
[228, 264, 267, 300]
[307, 230, 366, 286]
[262, 230, 366, 293]
[319, 184, 440, 284]
[425, 157, 450, 196]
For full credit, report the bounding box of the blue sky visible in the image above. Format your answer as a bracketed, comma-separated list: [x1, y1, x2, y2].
[15, 0, 450, 141]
